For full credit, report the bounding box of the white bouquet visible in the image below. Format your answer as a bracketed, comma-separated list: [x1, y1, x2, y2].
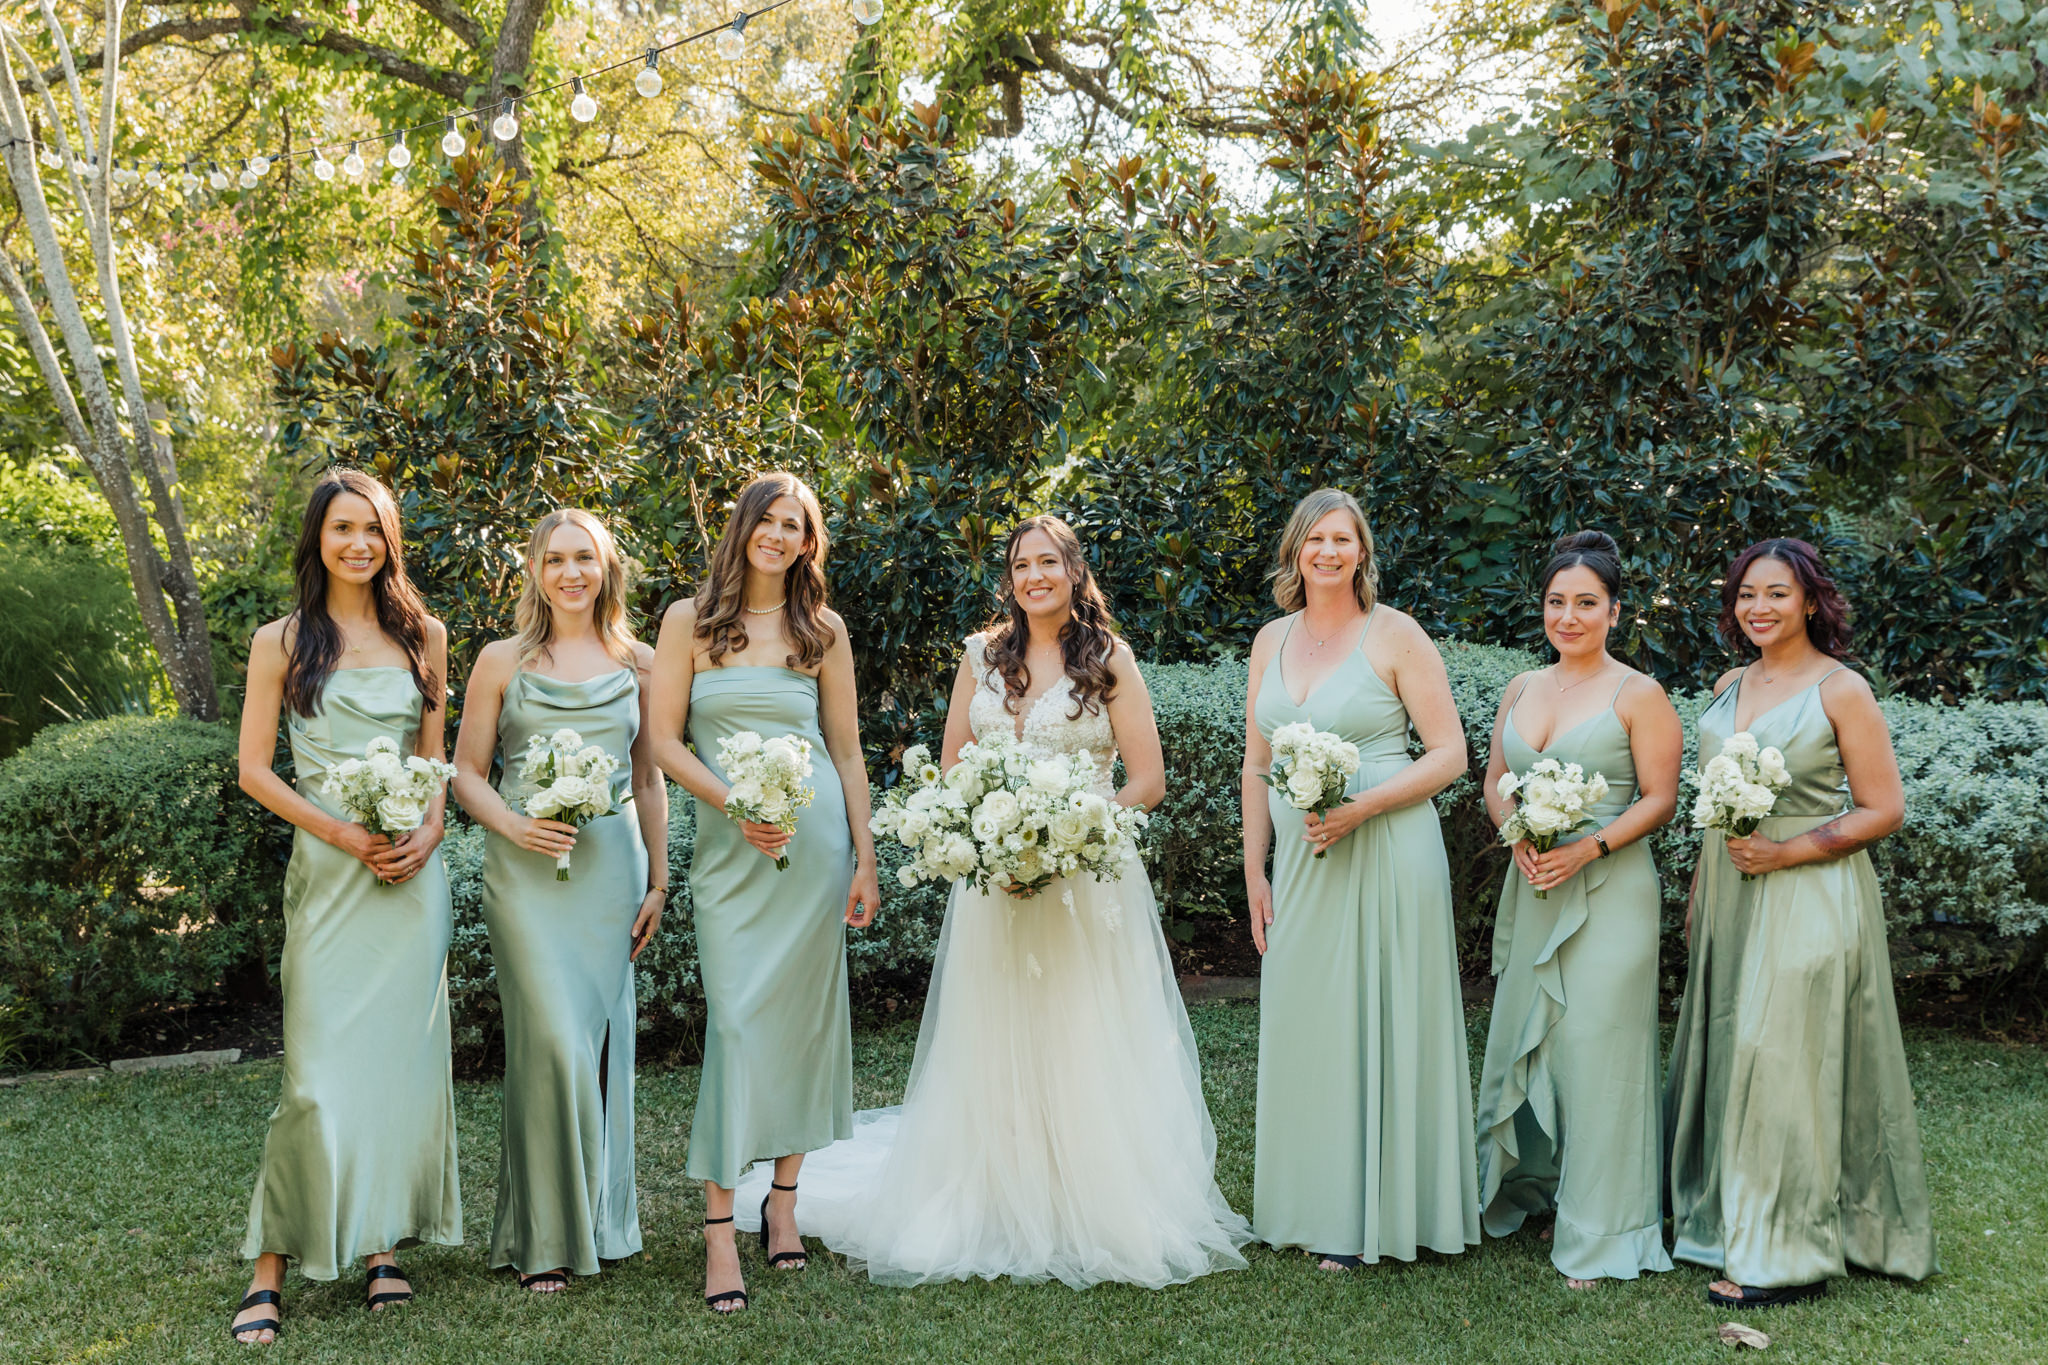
[322, 736, 456, 882]
[873, 735, 1147, 898]
[1687, 731, 1792, 882]
[719, 730, 816, 871]
[518, 727, 623, 880]
[1497, 758, 1610, 899]
[1263, 721, 1361, 859]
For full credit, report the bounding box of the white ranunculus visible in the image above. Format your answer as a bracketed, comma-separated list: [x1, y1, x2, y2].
[1720, 731, 1760, 761]
[550, 727, 582, 752]
[1758, 746, 1789, 783]
[897, 863, 920, 888]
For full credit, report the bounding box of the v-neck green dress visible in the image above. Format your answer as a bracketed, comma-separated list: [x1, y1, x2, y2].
[1251, 612, 1481, 1261]
[1474, 675, 1672, 1280]
[482, 667, 647, 1276]
[242, 667, 462, 1279]
[1664, 668, 1938, 1287]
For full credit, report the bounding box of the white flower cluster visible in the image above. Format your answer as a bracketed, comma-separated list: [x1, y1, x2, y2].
[1264, 722, 1360, 859]
[871, 734, 1147, 897]
[323, 736, 456, 845]
[719, 730, 817, 872]
[1687, 731, 1791, 880]
[1497, 757, 1610, 898]
[518, 727, 623, 880]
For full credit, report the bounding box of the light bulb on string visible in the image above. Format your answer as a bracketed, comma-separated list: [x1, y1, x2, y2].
[249, 153, 271, 178]
[492, 100, 519, 141]
[208, 162, 229, 190]
[238, 159, 258, 189]
[387, 138, 412, 169]
[313, 148, 336, 181]
[851, 0, 883, 24]
[715, 14, 748, 60]
[342, 143, 366, 178]
[440, 117, 467, 157]
[179, 162, 200, 193]
[634, 50, 665, 97]
[570, 77, 597, 123]
[144, 163, 164, 188]
[38, 145, 61, 170]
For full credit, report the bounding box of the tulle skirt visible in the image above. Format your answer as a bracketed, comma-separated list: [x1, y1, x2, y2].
[735, 850, 1251, 1289]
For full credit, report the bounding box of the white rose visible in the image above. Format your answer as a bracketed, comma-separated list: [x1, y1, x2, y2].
[981, 790, 1021, 831]
[1027, 759, 1070, 794]
[1523, 776, 1560, 809]
[727, 777, 765, 811]
[365, 736, 401, 758]
[1049, 809, 1088, 850]
[1703, 754, 1740, 785]
[971, 809, 1003, 844]
[1286, 769, 1324, 807]
[376, 793, 426, 831]
[1496, 771, 1521, 801]
[526, 789, 563, 819]
[900, 810, 932, 841]
[552, 774, 597, 810]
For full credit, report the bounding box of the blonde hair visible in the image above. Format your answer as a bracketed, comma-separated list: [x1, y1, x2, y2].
[514, 508, 638, 669]
[694, 471, 835, 671]
[1270, 488, 1379, 614]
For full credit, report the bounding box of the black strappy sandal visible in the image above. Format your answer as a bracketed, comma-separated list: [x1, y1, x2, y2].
[517, 1270, 570, 1293]
[704, 1215, 748, 1314]
[759, 1181, 808, 1269]
[365, 1263, 414, 1311]
[1707, 1280, 1826, 1308]
[229, 1288, 282, 1342]
[1314, 1252, 1365, 1270]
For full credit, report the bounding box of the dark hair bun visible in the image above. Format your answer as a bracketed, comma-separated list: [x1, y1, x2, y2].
[1540, 528, 1624, 600]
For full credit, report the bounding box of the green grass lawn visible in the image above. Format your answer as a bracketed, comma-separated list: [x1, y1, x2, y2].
[2, 1001, 2044, 1365]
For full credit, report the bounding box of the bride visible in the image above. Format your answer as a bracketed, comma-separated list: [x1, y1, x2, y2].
[736, 515, 1251, 1288]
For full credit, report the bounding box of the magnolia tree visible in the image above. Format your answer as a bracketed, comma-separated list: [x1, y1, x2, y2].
[0, 0, 217, 718]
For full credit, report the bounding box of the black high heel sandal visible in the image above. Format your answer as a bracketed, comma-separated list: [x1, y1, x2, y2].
[517, 1270, 570, 1293]
[1314, 1252, 1365, 1270]
[229, 1288, 282, 1342]
[704, 1215, 748, 1313]
[365, 1263, 414, 1311]
[1707, 1280, 1826, 1308]
[759, 1181, 807, 1269]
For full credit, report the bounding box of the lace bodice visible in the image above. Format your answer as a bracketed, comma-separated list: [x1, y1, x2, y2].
[964, 634, 1118, 792]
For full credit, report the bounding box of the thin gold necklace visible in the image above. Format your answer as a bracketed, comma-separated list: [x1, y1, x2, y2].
[1554, 664, 1607, 693]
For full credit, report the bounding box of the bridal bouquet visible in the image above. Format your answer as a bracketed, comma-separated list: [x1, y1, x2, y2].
[323, 737, 456, 881]
[1497, 758, 1610, 899]
[870, 744, 981, 887]
[518, 728, 623, 880]
[1263, 721, 1361, 859]
[1688, 732, 1792, 882]
[719, 730, 816, 871]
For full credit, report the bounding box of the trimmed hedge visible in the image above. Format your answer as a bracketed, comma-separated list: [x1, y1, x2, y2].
[4, 659, 2042, 1065]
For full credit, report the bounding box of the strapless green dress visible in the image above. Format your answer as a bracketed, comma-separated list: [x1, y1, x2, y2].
[1251, 613, 1480, 1261]
[684, 666, 854, 1189]
[482, 668, 647, 1275]
[241, 667, 461, 1279]
[1665, 667, 1938, 1287]
[1474, 677, 1672, 1280]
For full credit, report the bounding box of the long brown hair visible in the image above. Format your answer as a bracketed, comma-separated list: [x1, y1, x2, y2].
[984, 515, 1120, 717]
[694, 471, 836, 671]
[284, 468, 438, 718]
[514, 509, 640, 670]
[1270, 488, 1380, 614]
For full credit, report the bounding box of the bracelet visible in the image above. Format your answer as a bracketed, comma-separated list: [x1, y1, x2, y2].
[1594, 834, 1612, 859]
[647, 885, 670, 903]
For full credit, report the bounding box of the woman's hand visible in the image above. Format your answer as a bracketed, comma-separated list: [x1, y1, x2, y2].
[1510, 838, 1540, 885]
[1724, 832, 1787, 877]
[738, 819, 791, 860]
[630, 888, 664, 961]
[510, 815, 579, 861]
[845, 863, 880, 928]
[1527, 837, 1600, 895]
[1302, 797, 1371, 856]
[1247, 873, 1273, 956]
[371, 823, 444, 884]
[329, 819, 395, 875]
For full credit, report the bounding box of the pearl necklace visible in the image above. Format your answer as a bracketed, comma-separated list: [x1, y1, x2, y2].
[745, 601, 785, 616]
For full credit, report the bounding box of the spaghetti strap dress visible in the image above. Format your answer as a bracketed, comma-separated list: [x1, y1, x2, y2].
[1474, 674, 1672, 1280]
[1664, 667, 1938, 1287]
[1251, 611, 1481, 1261]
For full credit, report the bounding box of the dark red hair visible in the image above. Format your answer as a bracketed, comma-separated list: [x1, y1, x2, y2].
[1717, 538, 1854, 660]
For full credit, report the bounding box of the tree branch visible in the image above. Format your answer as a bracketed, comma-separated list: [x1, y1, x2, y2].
[405, 0, 486, 52]
[59, 8, 469, 102]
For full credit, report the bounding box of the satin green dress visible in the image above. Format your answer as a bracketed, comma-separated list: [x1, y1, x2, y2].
[242, 667, 461, 1279]
[1252, 613, 1481, 1260]
[685, 666, 855, 1189]
[482, 667, 646, 1275]
[1474, 676, 1672, 1280]
[1665, 667, 1938, 1287]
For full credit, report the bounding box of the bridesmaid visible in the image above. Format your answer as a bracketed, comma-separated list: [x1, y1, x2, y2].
[647, 470, 879, 1315]
[452, 509, 667, 1292]
[1473, 531, 1680, 1288]
[1666, 537, 1938, 1306]
[231, 469, 460, 1342]
[1242, 487, 1480, 1268]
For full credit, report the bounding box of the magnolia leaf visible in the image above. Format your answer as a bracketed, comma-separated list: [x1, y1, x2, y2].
[1717, 1322, 1771, 1349]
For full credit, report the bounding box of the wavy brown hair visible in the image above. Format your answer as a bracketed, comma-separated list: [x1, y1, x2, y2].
[283, 469, 437, 718]
[1718, 537, 1855, 660]
[514, 509, 639, 670]
[1270, 488, 1379, 613]
[695, 471, 835, 671]
[984, 515, 1120, 718]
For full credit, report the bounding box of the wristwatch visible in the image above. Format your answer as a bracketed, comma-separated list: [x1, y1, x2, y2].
[1594, 834, 1611, 858]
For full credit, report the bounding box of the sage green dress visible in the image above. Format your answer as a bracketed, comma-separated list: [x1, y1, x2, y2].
[1474, 676, 1672, 1280]
[482, 667, 646, 1275]
[1665, 667, 1938, 1287]
[1252, 612, 1481, 1260]
[242, 667, 462, 1279]
[685, 665, 855, 1189]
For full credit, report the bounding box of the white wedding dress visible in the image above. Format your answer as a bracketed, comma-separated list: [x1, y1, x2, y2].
[734, 634, 1251, 1288]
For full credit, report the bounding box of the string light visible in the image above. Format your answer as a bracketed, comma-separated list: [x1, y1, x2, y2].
[312, 147, 336, 180]
[207, 162, 229, 190]
[249, 153, 271, 178]
[37, 145, 60, 170]
[634, 50, 664, 97]
[387, 137, 412, 169]
[851, 0, 883, 23]
[179, 162, 200, 193]
[570, 76, 597, 123]
[342, 143, 366, 178]
[238, 159, 258, 189]
[715, 14, 748, 60]
[440, 116, 467, 157]
[144, 163, 164, 188]
[492, 100, 519, 142]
